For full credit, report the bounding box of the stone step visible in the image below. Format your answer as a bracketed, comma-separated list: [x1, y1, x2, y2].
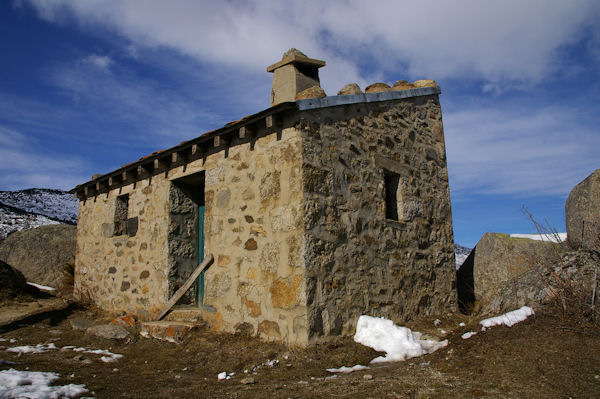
[140, 321, 198, 343]
[163, 307, 207, 323]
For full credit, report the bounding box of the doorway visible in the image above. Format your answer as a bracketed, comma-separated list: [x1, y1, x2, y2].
[168, 171, 205, 306]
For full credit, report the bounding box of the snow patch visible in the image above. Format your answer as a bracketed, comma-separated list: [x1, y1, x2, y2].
[218, 371, 233, 380]
[354, 315, 448, 363]
[461, 331, 477, 339]
[27, 282, 56, 291]
[326, 364, 369, 374]
[6, 343, 122, 362]
[480, 306, 535, 330]
[6, 343, 57, 354]
[510, 233, 566, 243]
[0, 368, 87, 399]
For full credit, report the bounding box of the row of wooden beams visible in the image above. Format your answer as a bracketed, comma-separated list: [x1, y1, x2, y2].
[76, 109, 291, 199]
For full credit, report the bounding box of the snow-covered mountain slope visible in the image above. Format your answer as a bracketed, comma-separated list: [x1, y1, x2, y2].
[0, 189, 78, 224]
[0, 203, 61, 240]
[0, 189, 79, 240]
[455, 244, 472, 269]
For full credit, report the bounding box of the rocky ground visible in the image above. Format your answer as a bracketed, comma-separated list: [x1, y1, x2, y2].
[0, 304, 598, 399]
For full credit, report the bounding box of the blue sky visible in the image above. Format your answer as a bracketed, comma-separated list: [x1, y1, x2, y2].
[1, 0, 599, 247]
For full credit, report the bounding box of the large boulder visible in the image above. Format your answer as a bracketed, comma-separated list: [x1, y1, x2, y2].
[485, 249, 598, 315]
[565, 169, 600, 250]
[0, 224, 76, 294]
[457, 232, 561, 313]
[0, 260, 40, 302]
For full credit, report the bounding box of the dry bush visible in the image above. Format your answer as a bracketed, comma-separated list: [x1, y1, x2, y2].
[522, 207, 599, 327]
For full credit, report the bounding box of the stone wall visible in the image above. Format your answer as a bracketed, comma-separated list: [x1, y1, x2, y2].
[298, 95, 456, 341]
[75, 181, 171, 320]
[197, 128, 307, 344]
[75, 127, 309, 345]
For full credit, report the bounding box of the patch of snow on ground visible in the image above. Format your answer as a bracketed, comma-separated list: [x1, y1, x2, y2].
[510, 233, 566, 243]
[6, 343, 122, 362]
[326, 364, 369, 374]
[480, 306, 535, 330]
[218, 371, 233, 380]
[461, 331, 477, 339]
[6, 343, 57, 354]
[26, 282, 56, 291]
[0, 368, 87, 399]
[354, 315, 448, 363]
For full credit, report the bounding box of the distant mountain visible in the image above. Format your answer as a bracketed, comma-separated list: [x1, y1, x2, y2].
[455, 244, 472, 269]
[0, 189, 78, 240]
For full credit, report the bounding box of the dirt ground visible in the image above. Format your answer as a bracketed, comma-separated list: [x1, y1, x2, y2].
[0, 306, 599, 399]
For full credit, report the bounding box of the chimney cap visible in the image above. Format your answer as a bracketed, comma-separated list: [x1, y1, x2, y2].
[267, 48, 325, 73]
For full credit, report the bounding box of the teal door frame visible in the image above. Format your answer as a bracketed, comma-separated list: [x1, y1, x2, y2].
[197, 205, 205, 306]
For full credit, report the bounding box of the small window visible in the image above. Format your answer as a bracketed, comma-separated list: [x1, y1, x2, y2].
[114, 194, 129, 236]
[384, 171, 400, 221]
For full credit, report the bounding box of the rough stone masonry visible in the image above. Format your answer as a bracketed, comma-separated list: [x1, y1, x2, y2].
[72, 49, 456, 345]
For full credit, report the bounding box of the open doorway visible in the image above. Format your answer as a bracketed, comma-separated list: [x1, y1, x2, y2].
[168, 171, 205, 306]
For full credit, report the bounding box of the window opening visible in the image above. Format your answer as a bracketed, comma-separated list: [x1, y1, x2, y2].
[114, 194, 129, 235]
[384, 171, 400, 221]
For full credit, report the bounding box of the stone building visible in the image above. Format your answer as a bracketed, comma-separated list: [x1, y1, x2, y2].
[71, 49, 456, 345]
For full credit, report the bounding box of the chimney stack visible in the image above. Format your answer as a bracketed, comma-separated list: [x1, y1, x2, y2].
[267, 48, 325, 106]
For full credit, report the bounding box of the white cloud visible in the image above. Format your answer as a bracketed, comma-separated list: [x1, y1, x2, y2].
[445, 105, 600, 197]
[45, 54, 225, 147]
[83, 54, 112, 70]
[0, 126, 89, 190]
[21, 0, 600, 87]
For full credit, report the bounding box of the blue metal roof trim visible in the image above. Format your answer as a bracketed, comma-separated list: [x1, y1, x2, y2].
[295, 86, 441, 111]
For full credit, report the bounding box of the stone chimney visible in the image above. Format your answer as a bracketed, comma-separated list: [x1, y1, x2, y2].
[267, 48, 326, 106]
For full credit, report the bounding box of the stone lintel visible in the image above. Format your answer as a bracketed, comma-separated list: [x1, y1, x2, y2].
[296, 86, 441, 111]
[375, 157, 411, 177]
[267, 54, 326, 73]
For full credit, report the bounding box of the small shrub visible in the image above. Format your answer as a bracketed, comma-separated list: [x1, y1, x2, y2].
[522, 207, 599, 326]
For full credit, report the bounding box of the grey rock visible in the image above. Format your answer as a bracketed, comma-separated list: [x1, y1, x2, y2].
[337, 83, 362, 96]
[0, 259, 40, 301]
[0, 224, 76, 296]
[70, 317, 94, 331]
[86, 324, 129, 339]
[485, 249, 599, 314]
[457, 232, 560, 313]
[566, 168, 600, 249]
[295, 86, 326, 100]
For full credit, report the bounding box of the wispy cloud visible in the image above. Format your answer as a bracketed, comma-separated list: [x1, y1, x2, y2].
[45, 52, 225, 147]
[83, 54, 112, 70]
[445, 104, 600, 197]
[0, 126, 89, 190]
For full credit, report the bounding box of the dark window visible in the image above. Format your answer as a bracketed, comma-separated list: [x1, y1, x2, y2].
[384, 171, 400, 221]
[114, 194, 129, 235]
